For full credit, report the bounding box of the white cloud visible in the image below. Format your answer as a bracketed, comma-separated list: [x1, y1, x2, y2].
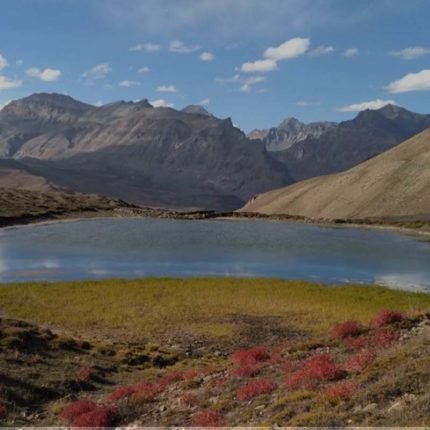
[0, 76, 22, 90]
[169, 40, 201, 54]
[156, 84, 177, 93]
[240, 76, 266, 92]
[297, 101, 321, 107]
[199, 98, 210, 105]
[388, 47, 430, 60]
[119, 79, 140, 87]
[138, 66, 150, 73]
[386, 69, 430, 93]
[308, 45, 334, 57]
[215, 73, 265, 92]
[342, 48, 359, 57]
[41, 69, 61, 81]
[82, 63, 112, 80]
[241, 59, 278, 73]
[26, 67, 40, 78]
[241, 37, 309, 73]
[129, 42, 161, 52]
[26, 67, 62, 81]
[200, 51, 215, 62]
[337, 99, 397, 112]
[264, 37, 310, 61]
[150, 98, 174, 108]
[0, 54, 9, 71]
[215, 74, 241, 84]
[94, 100, 103, 107]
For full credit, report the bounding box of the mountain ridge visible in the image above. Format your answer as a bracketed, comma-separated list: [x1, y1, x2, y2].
[271, 104, 430, 181]
[241, 128, 430, 220]
[2, 94, 430, 211]
[248, 117, 337, 151]
[0, 93, 291, 210]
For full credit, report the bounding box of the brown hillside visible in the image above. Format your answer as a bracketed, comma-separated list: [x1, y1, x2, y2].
[241, 129, 430, 220]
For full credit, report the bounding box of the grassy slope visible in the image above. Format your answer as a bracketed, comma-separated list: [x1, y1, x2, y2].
[1, 278, 430, 427]
[0, 278, 429, 340]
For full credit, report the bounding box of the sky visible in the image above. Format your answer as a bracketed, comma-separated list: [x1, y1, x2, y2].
[0, 0, 430, 131]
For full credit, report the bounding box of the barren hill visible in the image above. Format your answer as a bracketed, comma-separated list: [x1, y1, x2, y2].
[241, 129, 430, 220]
[0, 159, 55, 192]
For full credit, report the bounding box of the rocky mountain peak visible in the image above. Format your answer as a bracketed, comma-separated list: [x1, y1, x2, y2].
[8, 93, 92, 110]
[136, 99, 152, 108]
[279, 117, 303, 129]
[0, 93, 93, 123]
[250, 117, 337, 152]
[181, 105, 212, 117]
[378, 104, 405, 118]
[355, 104, 419, 126]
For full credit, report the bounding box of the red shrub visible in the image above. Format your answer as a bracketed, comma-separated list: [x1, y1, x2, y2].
[107, 381, 165, 402]
[370, 310, 405, 328]
[268, 346, 284, 365]
[285, 369, 308, 390]
[0, 400, 7, 420]
[285, 353, 344, 390]
[107, 385, 137, 401]
[345, 349, 376, 373]
[237, 379, 276, 401]
[209, 377, 227, 389]
[330, 320, 365, 340]
[371, 328, 399, 349]
[77, 366, 96, 382]
[180, 392, 197, 407]
[161, 369, 185, 385]
[323, 381, 359, 402]
[192, 410, 226, 427]
[231, 346, 270, 366]
[344, 336, 371, 350]
[231, 363, 260, 378]
[59, 400, 98, 423]
[302, 353, 343, 380]
[182, 368, 203, 381]
[134, 381, 166, 401]
[71, 406, 113, 428]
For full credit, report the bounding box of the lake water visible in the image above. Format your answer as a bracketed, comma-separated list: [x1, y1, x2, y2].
[0, 218, 429, 291]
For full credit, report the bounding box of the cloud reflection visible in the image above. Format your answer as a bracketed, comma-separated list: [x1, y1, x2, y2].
[375, 273, 430, 292]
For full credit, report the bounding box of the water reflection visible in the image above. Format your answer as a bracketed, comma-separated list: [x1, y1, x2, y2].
[0, 219, 429, 292]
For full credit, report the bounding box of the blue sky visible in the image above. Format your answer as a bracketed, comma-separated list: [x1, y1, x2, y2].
[1, 0, 430, 131]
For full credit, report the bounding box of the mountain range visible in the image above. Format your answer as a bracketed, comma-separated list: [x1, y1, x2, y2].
[248, 117, 337, 151]
[0, 93, 290, 210]
[251, 104, 430, 182]
[242, 129, 430, 220]
[1, 93, 429, 211]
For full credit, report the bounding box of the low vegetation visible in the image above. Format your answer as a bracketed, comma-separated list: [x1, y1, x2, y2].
[0, 278, 429, 426]
[0, 278, 429, 340]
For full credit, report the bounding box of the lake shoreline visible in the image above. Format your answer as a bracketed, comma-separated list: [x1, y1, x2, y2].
[1, 207, 430, 240]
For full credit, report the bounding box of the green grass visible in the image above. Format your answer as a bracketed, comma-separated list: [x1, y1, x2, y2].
[0, 278, 428, 340]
